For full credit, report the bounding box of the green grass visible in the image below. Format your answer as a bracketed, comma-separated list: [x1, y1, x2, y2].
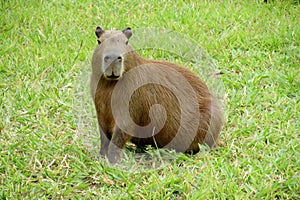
[1, 0, 299, 199]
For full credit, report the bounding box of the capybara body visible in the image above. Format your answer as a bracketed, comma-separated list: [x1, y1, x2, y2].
[91, 26, 223, 163]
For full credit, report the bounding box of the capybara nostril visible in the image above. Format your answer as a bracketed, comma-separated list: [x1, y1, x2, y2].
[104, 55, 111, 62]
[117, 56, 122, 62]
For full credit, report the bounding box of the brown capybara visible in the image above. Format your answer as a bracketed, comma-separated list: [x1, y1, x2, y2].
[91, 26, 223, 163]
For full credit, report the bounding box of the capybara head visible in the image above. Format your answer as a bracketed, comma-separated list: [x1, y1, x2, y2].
[92, 26, 133, 80]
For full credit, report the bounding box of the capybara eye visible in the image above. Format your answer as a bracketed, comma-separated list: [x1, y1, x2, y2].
[125, 40, 129, 45]
[97, 40, 102, 45]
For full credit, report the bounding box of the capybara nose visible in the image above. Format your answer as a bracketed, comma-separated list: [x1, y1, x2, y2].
[104, 55, 122, 63]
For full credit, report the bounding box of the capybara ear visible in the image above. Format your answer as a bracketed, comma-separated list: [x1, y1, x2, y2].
[95, 26, 105, 38]
[122, 27, 132, 39]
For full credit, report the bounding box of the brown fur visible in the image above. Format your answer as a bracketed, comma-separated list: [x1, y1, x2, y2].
[91, 27, 223, 163]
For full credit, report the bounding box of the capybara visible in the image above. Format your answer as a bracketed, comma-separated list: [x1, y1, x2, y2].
[91, 26, 223, 163]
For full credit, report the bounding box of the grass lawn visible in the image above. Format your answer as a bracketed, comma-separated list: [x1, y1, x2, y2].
[1, 0, 299, 199]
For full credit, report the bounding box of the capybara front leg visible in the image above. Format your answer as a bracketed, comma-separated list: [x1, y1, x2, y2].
[100, 130, 110, 157]
[107, 128, 131, 164]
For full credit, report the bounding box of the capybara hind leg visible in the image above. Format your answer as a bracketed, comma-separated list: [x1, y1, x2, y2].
[204, 100, 223, 148]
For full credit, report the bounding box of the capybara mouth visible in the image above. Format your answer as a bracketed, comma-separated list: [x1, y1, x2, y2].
[105, 74, 120, 80]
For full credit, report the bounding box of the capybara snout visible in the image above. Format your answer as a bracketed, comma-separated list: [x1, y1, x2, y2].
[91, 26, 223, 163]
[103, 53, 123, 80]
